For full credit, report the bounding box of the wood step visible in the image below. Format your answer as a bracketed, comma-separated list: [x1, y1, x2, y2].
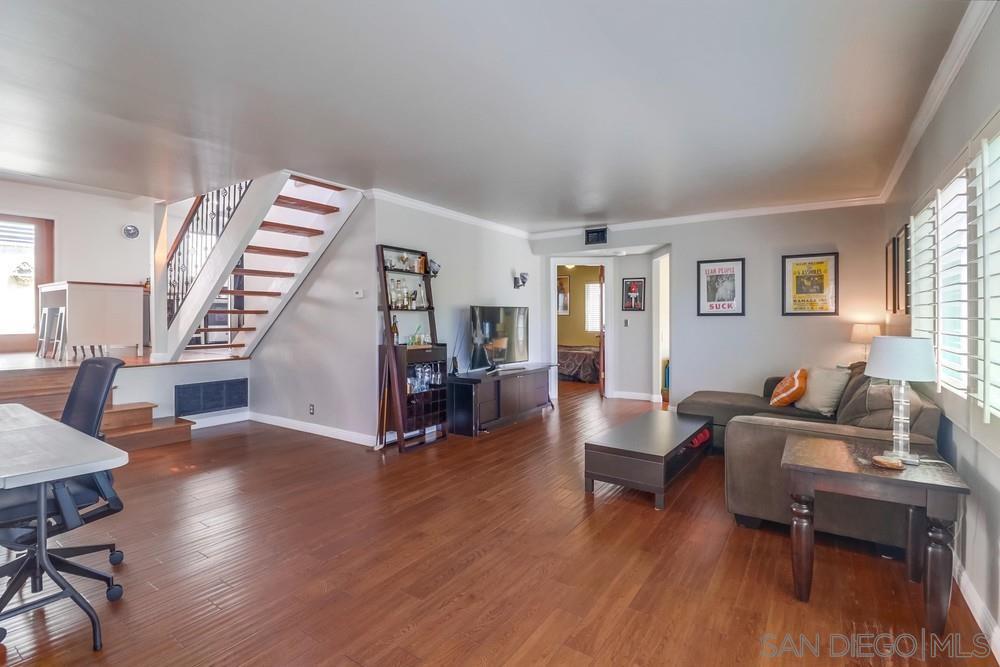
[104, 417, 193, 452]
[273, 195, 339, 215]
[259, 221, 324, 237]
[185, 343, 246, 351]
[101, 402, 156, 430]
[289, 174, 345, 191]
[0, 367, 78, 399]
[195, 327, 257, 333]
[206, 309, 268, 316]
[244, 245, 309, 258]
[220, 289, 282, 297]
[232, 268, 296, 278]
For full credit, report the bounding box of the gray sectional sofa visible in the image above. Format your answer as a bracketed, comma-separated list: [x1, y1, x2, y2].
[677, 363, 941, 547]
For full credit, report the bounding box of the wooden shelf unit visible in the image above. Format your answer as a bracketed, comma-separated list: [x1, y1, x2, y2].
[376, 244, 447, 451]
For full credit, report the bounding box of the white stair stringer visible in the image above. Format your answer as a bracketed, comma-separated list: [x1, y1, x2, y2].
[164, 170, 291, 361]
[231, 183, 365, 357]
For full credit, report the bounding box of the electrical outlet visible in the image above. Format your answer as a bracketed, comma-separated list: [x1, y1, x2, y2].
[308, 403, 315, 415]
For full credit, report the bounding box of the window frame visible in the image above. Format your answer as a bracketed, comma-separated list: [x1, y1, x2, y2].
[584, 282, 603, 333]
[0, 214, 53, 353]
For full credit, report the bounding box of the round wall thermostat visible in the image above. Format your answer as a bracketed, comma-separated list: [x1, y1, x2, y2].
[122, 224, 140, 240]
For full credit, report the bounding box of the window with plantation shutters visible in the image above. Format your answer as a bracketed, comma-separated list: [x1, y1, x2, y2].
[584, 283, 602, 333]
[936, 170, 970, 396]
[967, 120, 1000, 420]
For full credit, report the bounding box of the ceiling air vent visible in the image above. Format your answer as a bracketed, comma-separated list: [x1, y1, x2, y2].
[584, 227, 608, 245]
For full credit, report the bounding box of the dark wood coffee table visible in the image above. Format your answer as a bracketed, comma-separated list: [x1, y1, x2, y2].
[781, 434, 969, 634]
[584, 411, 712, 509]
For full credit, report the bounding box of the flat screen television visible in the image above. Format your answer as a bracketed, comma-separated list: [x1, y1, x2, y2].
[469, 306, 529, 370]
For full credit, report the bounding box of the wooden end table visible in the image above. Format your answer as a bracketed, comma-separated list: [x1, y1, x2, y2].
[780, 434, 969, 635]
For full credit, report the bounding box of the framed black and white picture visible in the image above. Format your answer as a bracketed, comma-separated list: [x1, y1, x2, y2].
[782, 252, 838, 316]
[895, 225, 910, 315]
[622, 278, 645, 311]
[697, 258, 745, 316]
[885, 238, 897, 313]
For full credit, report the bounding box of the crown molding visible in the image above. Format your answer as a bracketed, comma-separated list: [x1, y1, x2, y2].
[528, 194, 883, 240]
[365, 188, 530, 239]
[879, 0, 997, 202]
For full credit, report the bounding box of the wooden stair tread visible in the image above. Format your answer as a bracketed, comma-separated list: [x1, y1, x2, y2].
[244, 245, 309, 258]
[259, 221, 324, 237]
[104, 417, 193, 438]
[289, 174, 345, 191]
[273, 195, 339, 215]
[185, 343, 246, 350]
[104, 402, 157, 413]
[207, 309, 268, 315]
[196, 327, 257, 333]
[220, 289, 282, 297]
[232, 268, 296, 278]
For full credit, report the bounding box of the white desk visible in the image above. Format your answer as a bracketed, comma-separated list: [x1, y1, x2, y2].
[37, 281, 144, 360]
[0, 404, 128, 650]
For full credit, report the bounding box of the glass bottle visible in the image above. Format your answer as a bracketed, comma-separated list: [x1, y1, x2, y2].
[417, 283, 427, 309]
[391, 315, 399, 345]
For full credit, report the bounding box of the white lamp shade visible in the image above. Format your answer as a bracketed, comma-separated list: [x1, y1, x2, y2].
[850, 323, 882, 344]
[865, 336, 936, 382]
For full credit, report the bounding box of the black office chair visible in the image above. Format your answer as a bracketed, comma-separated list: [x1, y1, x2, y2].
[0, 357, 127, 617]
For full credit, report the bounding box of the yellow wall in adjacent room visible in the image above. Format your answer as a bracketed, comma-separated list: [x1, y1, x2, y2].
[557, 265, 602, 346]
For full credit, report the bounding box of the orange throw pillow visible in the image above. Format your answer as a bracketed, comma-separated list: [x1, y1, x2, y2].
[770, 369, 808, 407]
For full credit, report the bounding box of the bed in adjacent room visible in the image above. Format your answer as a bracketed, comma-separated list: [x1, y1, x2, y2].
[558, 345, 600, 383]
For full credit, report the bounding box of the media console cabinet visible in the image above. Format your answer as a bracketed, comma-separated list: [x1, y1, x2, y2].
[446, 363, 554, 436]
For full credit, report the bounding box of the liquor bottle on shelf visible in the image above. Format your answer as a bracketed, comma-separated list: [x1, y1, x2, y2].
[391, 315, 399, 345]
[417, 283, 427, 309]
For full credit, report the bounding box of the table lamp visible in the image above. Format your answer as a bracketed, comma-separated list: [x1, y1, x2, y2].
[865, 336, 936, 465]
[850, 323, 882, 360]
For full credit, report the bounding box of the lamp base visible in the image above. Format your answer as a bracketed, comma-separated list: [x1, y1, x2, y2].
[882, 449, 921, 466]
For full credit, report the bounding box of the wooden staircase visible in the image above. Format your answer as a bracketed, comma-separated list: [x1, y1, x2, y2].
[0, 367, 193, 452]
[182, 176, 344, 356]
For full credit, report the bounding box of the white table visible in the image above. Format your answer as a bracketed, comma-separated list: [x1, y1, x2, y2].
[0, 404, 128, 650]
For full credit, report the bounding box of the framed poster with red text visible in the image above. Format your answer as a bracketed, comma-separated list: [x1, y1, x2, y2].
[697, 258, 745, 316]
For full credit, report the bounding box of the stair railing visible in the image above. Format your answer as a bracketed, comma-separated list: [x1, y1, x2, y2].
[165, 180, 251, 325]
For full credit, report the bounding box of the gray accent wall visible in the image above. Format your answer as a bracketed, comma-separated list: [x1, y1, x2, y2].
[881, 10, 1000, 640]
[533, 205, 886, 403]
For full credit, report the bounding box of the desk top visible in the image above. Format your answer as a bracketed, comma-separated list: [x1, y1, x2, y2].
[0, 404, 129, 490]
[781, 434, 969, 494]
[447, 362, 555, 385]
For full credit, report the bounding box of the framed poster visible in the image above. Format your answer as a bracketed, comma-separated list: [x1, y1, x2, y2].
[885, 238, 897, 313]
[697, 258, 745, 316]
[556, 275, 570, 316]
[895, 225, 910, 315]
[622, 278, 645, 311]
[782, 252, 838, 315]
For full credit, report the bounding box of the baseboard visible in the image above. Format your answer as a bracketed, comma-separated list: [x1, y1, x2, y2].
[607, 391, 661, 402]
[247, 411, 376, 447]
[955, 558, 1000, 659]
[188, 408, 250, 429]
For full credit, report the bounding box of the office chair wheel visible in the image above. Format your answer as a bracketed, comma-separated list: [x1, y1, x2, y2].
[109, 550, 124, 565]
[106, 584, 123, 602]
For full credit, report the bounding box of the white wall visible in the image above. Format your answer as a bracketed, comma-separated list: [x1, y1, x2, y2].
[532, 205, 885, 403]
[0, 178, 152, 283]
[879, 9, 1000, 648]
[248, 196, 543, 442]
[115, 359, 251, 420]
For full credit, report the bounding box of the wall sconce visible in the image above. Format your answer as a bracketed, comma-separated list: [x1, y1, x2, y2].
[513, 272, 529, 289]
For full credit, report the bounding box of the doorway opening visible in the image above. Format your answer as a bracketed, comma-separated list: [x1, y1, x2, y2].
[651, 250, 670, 407]
[555, 263, 606, 398]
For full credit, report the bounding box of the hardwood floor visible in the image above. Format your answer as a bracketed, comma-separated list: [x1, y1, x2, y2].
[1, 382, 992, 665]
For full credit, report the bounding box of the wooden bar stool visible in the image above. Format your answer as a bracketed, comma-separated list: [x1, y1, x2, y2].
[35, 309, 50, 357]
[48, 308, 66, 360]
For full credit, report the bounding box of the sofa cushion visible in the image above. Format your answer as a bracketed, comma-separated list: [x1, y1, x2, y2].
[835, 361, 869, 416]
[836, 378, 936, 432]
[795, 367, 851, 416]
[677, 390, 832, 427]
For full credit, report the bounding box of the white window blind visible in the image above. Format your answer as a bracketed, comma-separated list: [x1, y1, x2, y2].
[937, 170, 970, 396]
[968, 125, 1000, 420]
[584, 283, 602, 332]
[911, 198, 938, 369]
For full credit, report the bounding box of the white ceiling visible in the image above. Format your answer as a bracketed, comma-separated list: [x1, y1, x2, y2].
[0, 0, 967, 231]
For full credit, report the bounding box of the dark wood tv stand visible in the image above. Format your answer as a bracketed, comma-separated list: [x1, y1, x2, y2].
[446, 363, 554, 436]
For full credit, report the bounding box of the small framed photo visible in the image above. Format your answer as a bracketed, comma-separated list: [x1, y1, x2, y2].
[622, 278, 645, 311]
[782, 252, 838, 316]
[556, 275, 570, 316]
[697, 258, 745, 316]
[885, 238, 897, 313]
[895, 225, 910, 315]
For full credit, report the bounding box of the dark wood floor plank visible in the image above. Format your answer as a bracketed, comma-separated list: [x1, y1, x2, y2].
[0, 381, 991, 665]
